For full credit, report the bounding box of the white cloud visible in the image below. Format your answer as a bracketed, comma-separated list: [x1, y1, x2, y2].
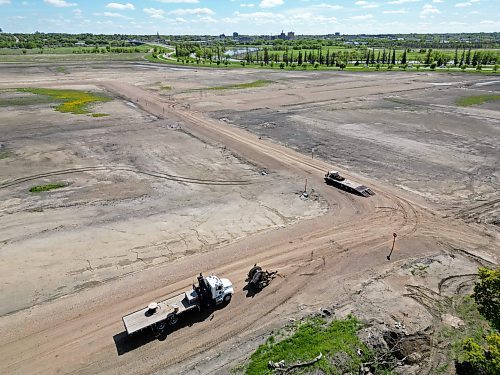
[93, 11, 132, 19]
[168, 7, 215, 15]
[455, 2, 472, 7]
[420, 4, 440, 16]
[106, 2, 135, 10]
[0, 0, 11, 5]
[383, 9, 407, 13]
[241, 3, 255, 7]
[317, 3, 343, 9]
[155, 0, 199, 3]
[350, 14, 374, 20]
[144, 7, 166, 18]
[44, 0, 76, 7]
[259, 0, 284, 8]
[388, 0, 420, 4]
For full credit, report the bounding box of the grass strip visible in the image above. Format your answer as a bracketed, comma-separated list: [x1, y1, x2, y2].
[246, 315, 371, 375]
[0, 95, 56, 107]
[29, 183, 66, 193]
[17, 88, 111, 115]
[456, 95, 500, 107]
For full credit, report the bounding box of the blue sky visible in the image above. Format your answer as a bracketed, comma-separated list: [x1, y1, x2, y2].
[0, 0, 499, 35]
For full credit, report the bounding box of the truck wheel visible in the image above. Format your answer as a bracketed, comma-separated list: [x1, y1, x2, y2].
[168, 315, 179, 326]
[223, 294, 232, 303]
[157, 321, 167, 333]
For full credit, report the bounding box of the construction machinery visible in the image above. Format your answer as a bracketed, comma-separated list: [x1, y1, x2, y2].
[247, 264, 278, 291]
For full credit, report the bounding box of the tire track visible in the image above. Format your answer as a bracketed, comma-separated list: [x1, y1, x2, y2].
[0, 165, 254, 189]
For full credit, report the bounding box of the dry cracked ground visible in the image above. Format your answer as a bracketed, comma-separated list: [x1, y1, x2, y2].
[0, 61, 498, 374]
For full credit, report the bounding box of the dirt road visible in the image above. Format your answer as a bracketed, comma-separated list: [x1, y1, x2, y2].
[0, 78, 498, 375]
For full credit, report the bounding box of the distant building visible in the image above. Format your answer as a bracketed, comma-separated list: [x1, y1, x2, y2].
[277, 30, 295, 40]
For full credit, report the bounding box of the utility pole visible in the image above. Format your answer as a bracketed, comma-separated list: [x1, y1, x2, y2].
[304, 178, 308, 193]
[387, 233, 397, 261]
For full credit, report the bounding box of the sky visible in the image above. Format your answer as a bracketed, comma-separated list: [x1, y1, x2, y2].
[0, 0, 499, 35]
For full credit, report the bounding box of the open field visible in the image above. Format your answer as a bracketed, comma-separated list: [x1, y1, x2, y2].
[0, 60, 498, 374]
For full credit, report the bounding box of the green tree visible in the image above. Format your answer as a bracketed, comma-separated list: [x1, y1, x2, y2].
[391, 49, 396, 65]
[425, 48, 432, 65]
[474, 267, 500, 330]
[401, 50, 407, 65]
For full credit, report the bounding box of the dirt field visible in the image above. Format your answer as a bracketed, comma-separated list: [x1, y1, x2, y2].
[0, 62, 498, 374]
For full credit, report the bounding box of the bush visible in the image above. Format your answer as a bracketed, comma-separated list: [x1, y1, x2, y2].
[457, 333, 500, 374]
[430, 62, 437, 70]
[279, 62, 285, 69]
[474, 267, 500, 330]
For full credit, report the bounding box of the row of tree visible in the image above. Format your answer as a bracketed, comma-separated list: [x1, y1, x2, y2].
[181, 44, 498, 67]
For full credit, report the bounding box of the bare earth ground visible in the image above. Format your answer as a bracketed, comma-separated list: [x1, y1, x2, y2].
[0, 62, 498, 374]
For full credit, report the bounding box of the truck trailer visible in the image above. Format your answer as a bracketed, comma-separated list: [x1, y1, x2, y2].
[324, 170, 375, 197]
[122, 273, 234, 335]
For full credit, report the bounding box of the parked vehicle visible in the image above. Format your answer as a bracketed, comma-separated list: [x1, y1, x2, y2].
[122, 273, 233, 335]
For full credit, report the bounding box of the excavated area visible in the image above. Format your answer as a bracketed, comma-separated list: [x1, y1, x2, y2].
[0, 62, 498, 374]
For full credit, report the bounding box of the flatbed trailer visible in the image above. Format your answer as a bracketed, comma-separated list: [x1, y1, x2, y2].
[122, 273, 233, 335]
[324, 170, 375, 197]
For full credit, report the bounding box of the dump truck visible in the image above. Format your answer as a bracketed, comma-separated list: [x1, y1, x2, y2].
[324, 170, 375, 197]
[122, 273, 234, 335]
[247, 264, 278, 291]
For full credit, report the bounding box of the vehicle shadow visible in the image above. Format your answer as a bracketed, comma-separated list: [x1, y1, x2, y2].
[243, 282, 261, 298]
[113, 304, 225, 356]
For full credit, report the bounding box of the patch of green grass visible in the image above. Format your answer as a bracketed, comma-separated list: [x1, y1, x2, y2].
[246, 316, 371, 375]
[91, 113, 109, 117]
[0, 95, 56, 107]
[436, 296, 493, 360]
[456, 95, 500, 107]
[29, 183, 66, 193]
[56, 66, 68, 74]
[0, 150, 10, 159]
[203, 80, 272, 91]
[410, 264, 429, 276]
[161, 85, 172, 90]
[17, 88, 110, 115]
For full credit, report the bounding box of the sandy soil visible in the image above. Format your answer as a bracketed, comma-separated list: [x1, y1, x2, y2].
[0, 62, 498, 374]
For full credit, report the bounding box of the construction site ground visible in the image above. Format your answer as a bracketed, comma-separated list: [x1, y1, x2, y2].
[0, 61, 498, 374]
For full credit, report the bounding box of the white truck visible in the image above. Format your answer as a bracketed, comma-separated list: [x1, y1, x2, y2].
[122, 273, 234, 335]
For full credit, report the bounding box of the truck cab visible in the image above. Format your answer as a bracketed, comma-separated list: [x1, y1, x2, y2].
[205, 275, 234, 304]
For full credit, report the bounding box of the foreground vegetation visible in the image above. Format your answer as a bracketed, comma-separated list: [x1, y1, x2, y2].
[29, 183, 66, 193]
[246, 316, 374, 375]
[202, 80, 272, 91]
[244, 267, 499, 374]
[456, 95, 500, 107]
[16, 88, 111, 115]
